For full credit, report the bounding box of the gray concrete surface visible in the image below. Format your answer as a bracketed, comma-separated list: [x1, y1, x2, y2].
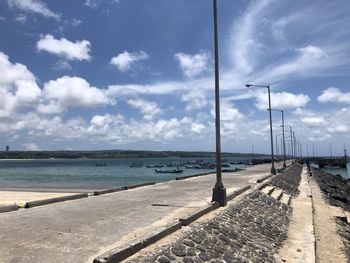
[0, 162, 286, 263]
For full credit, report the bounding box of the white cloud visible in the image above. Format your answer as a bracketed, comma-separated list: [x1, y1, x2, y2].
[84, 0, 120, 9]
[38, 76, 113, 114]
[317, 87, 350, 104]
[211, 101, 246, 137]
[0, 52, 41, 117]
[301, 117, 327, 126]
[71, 18, 83, 27]
[110, 51, 149, 72]
[23, 143, 40, 151]
[181, 89, 208, 111]
[53, 60, 72, 71]
[127, 98, 161, 120]
[7, 0, 60, 21]
[174, 50, 210, 78]
[14, 14, 27, 24]
[37, 34, 91, 61]
[255, 91, 310, 110]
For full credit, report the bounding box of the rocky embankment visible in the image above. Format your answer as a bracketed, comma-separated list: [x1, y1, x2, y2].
[311, 168, 350, 261]
[128, 164, 302, 263]
[311, 168, 350, 212]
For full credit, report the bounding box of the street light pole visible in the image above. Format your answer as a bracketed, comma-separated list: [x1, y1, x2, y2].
[246, 84, 276, 175]
[271, 109, 286, 168]
[211, 0, 226, 206]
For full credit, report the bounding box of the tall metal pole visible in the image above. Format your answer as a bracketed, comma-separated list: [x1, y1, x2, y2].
[293, 131, 296, 160]
[281, 111, 286, 168]
[267, 86, 276, 174]
[275, 134, 279, 158]
[313, 143, 315, 158]
[290, 128, 293, 160]
[307, 144, 309, 157]
[211, 0, 226, 206]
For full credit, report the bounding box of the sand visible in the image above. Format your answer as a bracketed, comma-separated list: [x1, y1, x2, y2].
[0, 191, 79, 206]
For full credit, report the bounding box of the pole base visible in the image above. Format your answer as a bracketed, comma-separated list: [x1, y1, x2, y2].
[212, 186, 227, 206]
[271, 166, 276, 175]
[283, 162, 287, 168]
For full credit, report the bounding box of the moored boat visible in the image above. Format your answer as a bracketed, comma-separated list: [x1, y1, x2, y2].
[155, 168, 183, 173]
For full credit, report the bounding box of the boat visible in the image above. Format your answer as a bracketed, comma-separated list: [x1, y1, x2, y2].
[130, 161, 143, 167]
[95, 163, 107, 167]
[146, 164, 164, 168]
[155, 168, 183, 174]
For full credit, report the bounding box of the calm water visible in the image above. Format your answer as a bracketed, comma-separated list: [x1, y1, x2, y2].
[0, 157, 251, 189]
[320, 162, 350, 179]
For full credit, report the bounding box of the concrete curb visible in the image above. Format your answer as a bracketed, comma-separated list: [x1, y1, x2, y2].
[94, 182, 156, 196]
[227, 185, 251, 201]
[0, 204, 18, 213]
[124, 182, 156, 190]
[24, 193, 88, 208]
[93, 222, 182, 263]
[179, 202, 220, 226]
[94, 187, 124, 196]
[175, 172, 212, 181]
[256, 174, 274, 183]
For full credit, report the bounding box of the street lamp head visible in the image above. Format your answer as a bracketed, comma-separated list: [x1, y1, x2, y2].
[245, 84, 252, 88]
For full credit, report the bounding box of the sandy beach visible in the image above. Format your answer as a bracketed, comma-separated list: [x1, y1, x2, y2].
[0, 191, 79, 206]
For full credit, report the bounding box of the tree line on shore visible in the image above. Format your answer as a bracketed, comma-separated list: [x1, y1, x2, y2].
[0, 150, 267, 159]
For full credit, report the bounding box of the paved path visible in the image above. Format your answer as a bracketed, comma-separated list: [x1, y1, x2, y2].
[277, 168, 315, 263]
[0, 162, 285, 263]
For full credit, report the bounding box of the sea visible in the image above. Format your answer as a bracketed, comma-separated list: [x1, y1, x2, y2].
[0, 158, 348, 190]
[0, 157, 249, 190]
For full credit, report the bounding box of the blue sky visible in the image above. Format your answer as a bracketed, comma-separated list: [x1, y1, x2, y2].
[0, 0, 350, 155]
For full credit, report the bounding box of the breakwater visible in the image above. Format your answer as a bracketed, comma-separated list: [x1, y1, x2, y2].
[128, 164, 303, 262]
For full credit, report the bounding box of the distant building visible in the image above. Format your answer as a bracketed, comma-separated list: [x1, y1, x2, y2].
[5, 145, 9, 152]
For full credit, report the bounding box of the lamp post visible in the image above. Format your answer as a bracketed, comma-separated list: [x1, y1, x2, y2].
[211, 0, 226, 206]
[246, 84, 276, 175]
[271, 109, 286, 168]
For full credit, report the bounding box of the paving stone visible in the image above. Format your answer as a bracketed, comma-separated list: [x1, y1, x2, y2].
[171, 244, 186, 257]
[183, 257, 194, 263]
[183, 239, 194, 247]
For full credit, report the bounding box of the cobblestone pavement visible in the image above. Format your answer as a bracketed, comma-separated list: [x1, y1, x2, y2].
[268, 164, 302, 197]
[127, 164, 302, 263]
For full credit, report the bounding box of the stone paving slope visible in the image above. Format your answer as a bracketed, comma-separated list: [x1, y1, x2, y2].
[128, 164, 302, 263]
[268, 164, 302, 197]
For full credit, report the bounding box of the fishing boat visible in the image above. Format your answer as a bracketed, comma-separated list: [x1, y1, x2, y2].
[95, 163, 107, 167]
[130, 161, 143, 167]
[146, 164, 164, 168]
[155, 168, 183, 174]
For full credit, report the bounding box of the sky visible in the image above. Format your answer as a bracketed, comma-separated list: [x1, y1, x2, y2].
[0, 0, 350, 155]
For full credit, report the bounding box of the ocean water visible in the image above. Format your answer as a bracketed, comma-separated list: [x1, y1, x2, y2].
[320, 162, 350, 179]
[0, 157, 251, 190]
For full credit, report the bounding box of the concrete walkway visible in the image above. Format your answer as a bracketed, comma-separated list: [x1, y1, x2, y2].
[277, 167, 315, 263]
[0, 163, 284, 263]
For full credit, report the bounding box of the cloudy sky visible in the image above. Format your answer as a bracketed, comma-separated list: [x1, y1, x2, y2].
[0, 0, 350, 155]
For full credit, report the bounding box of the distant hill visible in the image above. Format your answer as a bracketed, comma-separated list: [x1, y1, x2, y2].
[0, 150, 267, 159]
